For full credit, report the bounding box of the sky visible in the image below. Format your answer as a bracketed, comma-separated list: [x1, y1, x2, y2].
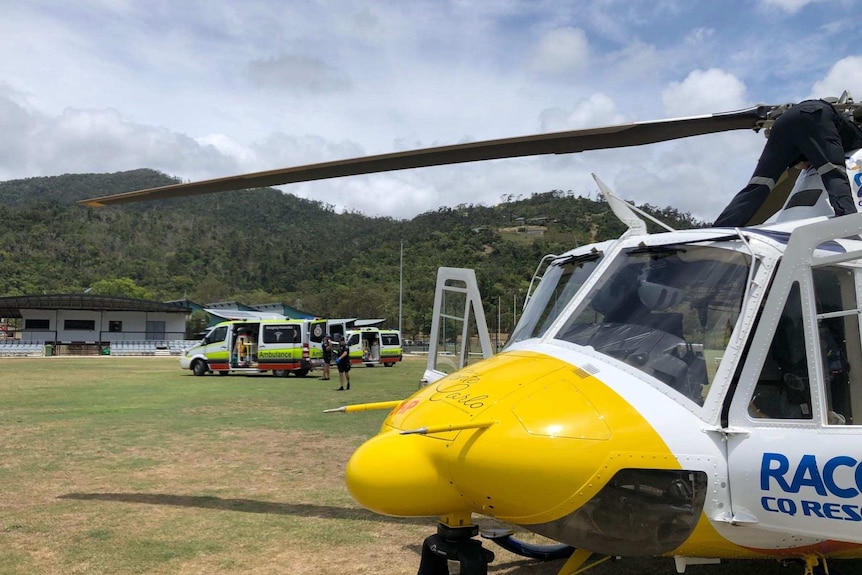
[1, 0, 861, 222]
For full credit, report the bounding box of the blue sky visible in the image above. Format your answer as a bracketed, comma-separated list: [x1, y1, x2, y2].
[1, 0, 861, 221]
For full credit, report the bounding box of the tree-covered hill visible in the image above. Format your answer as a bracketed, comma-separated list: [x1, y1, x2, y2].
[0, 169, 703, 337]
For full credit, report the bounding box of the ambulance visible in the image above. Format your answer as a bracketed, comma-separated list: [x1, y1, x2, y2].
[343, 328, 403, 367]
[181, 318, 326, 377]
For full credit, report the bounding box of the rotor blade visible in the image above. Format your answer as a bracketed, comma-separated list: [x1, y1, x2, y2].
[79, 105, 773, 207]
[746, 167, 801, 225]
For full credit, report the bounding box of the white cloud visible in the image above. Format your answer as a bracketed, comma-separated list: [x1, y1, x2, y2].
[758, 0, 829, 13]
[0, 90, 40, 175]
[539, 93, 626, 132]
[0, 101, 235, 181]
[684, 27, 715, 46]
[251, 133, 364, 168]
[529, 27, 590, 76]
[604, 40, 661, 83]
[247, 55, 352, 94]
[0, 0, 861, 221]
[810, 56, 862, 101]
[662, 69, 748, 117]
[196, 134, 256, 166]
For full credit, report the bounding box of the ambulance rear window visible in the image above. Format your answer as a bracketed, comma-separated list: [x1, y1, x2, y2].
[262, 325, 300, 344]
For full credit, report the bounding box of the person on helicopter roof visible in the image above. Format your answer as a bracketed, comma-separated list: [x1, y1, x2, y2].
[714, 99, 862, 227]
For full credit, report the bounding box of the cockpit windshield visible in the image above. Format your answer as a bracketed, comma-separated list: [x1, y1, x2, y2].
[507, 252, 603, 346]
[556, 244, 750, 406]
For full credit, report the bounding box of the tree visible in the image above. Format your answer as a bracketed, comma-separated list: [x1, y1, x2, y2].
[89, 277, 152, 299]
[186, 310, 210, 338]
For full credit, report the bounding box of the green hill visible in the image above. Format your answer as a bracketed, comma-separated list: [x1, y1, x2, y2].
[0, 169, 702, 337]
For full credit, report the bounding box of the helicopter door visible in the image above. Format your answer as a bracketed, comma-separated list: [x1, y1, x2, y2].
[725, 224, 862, 542]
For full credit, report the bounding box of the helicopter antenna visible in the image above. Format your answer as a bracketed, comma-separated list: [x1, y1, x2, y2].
[592, 174, 675, 236]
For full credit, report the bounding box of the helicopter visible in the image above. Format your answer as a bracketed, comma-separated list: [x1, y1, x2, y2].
[80, 93, 862, 575]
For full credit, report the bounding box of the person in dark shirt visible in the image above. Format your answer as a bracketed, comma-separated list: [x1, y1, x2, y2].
[714, 99, 862, 227]
[335, 336, 351, 391]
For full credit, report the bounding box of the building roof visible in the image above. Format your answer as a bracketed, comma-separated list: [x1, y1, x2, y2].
[0, 294, 192, 318]
[204, 301, 256, 311]
[250, 302, 318, 319]
[164, 298, 205, 312]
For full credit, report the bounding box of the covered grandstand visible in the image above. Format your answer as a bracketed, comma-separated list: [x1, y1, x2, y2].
[0, 294, 194, 356]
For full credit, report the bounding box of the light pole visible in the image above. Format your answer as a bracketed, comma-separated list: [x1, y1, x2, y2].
[513, 292, 518, 328]
[497, 296, 501, 352]
[399, 241, 403, 335]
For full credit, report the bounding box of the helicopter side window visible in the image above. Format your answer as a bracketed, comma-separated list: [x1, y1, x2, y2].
[557, 245, 750, 407]
[813, 267, 859, 425]
[750, 283, 813, 420]
[508, 254, 602, 346]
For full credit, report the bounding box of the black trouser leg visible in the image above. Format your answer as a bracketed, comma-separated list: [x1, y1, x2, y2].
[821, 168, 856, 216]
[713, 183, 772, 226]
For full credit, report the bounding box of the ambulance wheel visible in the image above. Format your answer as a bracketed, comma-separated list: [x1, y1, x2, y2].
[191, 360, 208, 377]
[273, 370, 289, 378]
[218, 371, 229, 376]
[384, 363, 394, 367]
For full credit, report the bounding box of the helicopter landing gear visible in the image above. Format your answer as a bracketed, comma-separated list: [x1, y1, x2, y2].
[417, 524, 495, 575]
[480, 527, 574, 561]
[802, 555, 839, 575]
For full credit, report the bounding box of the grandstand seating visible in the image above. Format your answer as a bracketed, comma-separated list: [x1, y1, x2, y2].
[0, 340, 199, 357]
[0, 341, 46, 357]
[109, 340, 198, 356]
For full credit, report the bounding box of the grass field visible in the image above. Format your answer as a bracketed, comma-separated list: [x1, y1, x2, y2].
[0, 356, 837, 574]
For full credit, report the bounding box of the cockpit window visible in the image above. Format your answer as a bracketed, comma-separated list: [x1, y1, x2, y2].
[556, 244, 750, 406]
[507, 253, 602, 346]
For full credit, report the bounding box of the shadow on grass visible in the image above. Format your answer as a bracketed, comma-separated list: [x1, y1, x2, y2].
[52, 494, 798, 574]
[57, 493, 575, 572]
[58, 492, 436, 526]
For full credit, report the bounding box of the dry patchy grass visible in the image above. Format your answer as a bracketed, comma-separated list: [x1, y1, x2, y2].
[0, 356, 836, 574]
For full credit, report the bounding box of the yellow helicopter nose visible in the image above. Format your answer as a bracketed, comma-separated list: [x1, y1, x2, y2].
[346, 428, 466, 516]
[346, 350, 676, 524]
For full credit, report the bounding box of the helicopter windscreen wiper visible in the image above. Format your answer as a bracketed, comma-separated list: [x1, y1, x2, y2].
[626, 245, 687, 257]
[555, 251, 603, 266]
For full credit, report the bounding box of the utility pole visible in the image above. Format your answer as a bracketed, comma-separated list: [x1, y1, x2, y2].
[399, 241, 403, 335]
[497, 296, 500, 352]
[513, 292, 517, 328]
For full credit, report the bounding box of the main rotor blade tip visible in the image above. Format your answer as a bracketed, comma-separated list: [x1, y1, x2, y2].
[79, 200, 106, 208]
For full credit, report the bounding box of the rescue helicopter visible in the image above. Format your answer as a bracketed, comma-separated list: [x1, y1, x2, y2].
[80, 93, 862, 575]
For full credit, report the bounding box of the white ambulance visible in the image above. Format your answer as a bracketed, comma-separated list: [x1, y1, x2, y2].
[181, 318, 326, 377]
[343, 328, 403, 367]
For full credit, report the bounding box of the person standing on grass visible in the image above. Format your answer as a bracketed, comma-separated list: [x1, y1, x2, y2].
[321, 335, 333, 381]
[336, 336, 351, 391]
